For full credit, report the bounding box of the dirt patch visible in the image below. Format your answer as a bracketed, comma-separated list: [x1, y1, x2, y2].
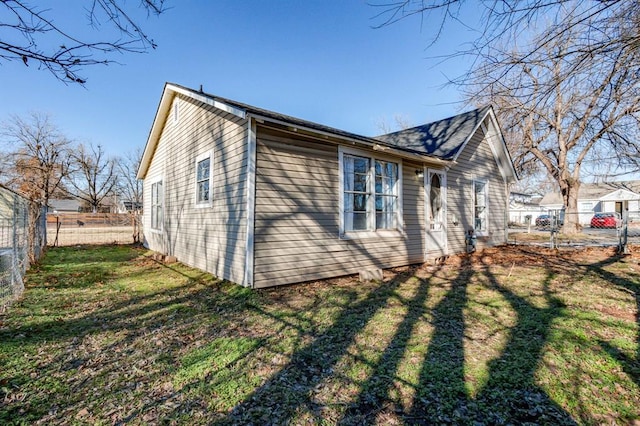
[443, 245, 640, 269]
[595, 304, 637, 322]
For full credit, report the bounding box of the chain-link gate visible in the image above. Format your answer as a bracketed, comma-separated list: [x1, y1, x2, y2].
[509, 206, 640, 250]
[47, 212, 142, 246]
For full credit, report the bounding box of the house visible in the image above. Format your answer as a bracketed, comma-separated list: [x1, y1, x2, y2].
[137, 83, 517, 288]
[539, 181, 640, 225]
[47, 198, 82, 214]
[507, 192, 543, 225]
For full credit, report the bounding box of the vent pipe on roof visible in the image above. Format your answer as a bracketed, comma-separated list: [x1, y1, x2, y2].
[199, 84, 203, 93]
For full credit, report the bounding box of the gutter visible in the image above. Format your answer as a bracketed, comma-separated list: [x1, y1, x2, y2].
[250, 113, 453, 167]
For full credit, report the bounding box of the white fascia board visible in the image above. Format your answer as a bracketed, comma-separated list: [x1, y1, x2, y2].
[452, 107, 518, 184]
[250, 113, 451, 167]
[137, 84, 248, 180]
[485, 108, 518, 182]
[137, 86, 174, 179]
[167, 84, 246, 120]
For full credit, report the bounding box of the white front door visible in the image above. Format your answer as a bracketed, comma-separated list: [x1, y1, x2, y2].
[425, 169, 447, 255]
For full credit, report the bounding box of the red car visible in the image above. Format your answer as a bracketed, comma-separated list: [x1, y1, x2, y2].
[590, 213, 621, 229]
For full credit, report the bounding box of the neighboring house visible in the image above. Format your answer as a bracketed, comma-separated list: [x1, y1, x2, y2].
[508, 192, 544, 224]
[47, 199, 82, 213]
[137, 83, 517, 288]
[122, 201, 143, 213]
[539, 181, 640, 224]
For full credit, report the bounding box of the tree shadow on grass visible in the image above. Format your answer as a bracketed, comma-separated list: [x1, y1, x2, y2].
[406, 267, 473, 424]
[582, 254, 640, 389]
[338, 265, 444, 424]
[7, 246, 635, 424]
[219, 252, 576, 425]
[221, 270, 414, 425]
[0, 249, 257, 424]
[472, 259, 575, 425]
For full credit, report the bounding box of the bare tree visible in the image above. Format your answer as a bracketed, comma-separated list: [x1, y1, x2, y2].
[1, 0, 167, 84]
[0, 112, 73, 257]
[371, 1, 640, 72]
[115, 147, 143, 212]
[375, 114, 414, 135]
[0, 112, 73, 202]
[67, 143, 118, 212]
[372, 1, 640, 225]
[468, 29, 640, 233]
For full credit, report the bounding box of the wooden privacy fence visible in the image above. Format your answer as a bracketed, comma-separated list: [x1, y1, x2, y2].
[47, 212, 142, 246]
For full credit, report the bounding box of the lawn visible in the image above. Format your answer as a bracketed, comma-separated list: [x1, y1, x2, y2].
[1, 244, 639, 425]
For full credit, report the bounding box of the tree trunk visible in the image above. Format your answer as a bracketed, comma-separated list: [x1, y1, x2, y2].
[560, 180, 580, 235]
[27, 203, 44, 263]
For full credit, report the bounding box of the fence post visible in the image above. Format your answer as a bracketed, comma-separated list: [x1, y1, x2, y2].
[618, 206, 629, 254]
[549, 209, 559, 249]
[41, 205, 47, 254]
[11, 194, 18, 289]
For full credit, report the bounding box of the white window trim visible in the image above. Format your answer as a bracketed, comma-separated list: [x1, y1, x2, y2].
[149, 176, 164, 234]
[473, 179, 489, 236]
[194, 150, 213, 208]
[338, 146, 404, 239]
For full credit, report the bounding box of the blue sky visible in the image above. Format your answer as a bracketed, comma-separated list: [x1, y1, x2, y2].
[0, 1, 479, 158]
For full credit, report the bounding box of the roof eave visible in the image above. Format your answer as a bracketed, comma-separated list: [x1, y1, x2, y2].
[250, 112, 453, 166]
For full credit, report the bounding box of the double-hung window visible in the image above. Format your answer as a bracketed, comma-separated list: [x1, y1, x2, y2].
[375, 160, 399, 229]
[151, 180, 163, 231]
[473, 180, 488, 233]
[341, 148, 401, 235]
[195, 152, 212, 206]
[343, 155, 370, 231]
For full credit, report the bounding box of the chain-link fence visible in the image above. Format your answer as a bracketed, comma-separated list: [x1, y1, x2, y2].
[47, 212, 142, 247]
[0, 186, 45, 309]
[509, 206, 640, 250]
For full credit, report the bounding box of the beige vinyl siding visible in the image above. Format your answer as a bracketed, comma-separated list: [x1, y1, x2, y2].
[143, 94, 248, 284]
[446, 118, 508, 254]
[253, 129, 424, 288]
[143, 119, 168, 254]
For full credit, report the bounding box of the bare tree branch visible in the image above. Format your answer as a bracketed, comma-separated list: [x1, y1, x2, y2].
[0, 112, 73, 204]
[373, 1, 640, 233]
[66, 142, 118, 212]
[115, 147, 143, 212]
[0, 0, 167, 84]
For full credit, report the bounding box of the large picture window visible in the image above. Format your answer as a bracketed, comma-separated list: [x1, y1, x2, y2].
[341, 149, 400, 234]
[195, 152, 212, 205]
[151, 180, 163, 230]
[474, 180, 488, 232]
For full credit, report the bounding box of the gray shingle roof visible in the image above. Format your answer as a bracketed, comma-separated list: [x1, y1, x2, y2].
[48, 199, 81, 212]
[374, 106, 493, 160]
[169, 83, 492, 160]
[172, 83, 380, 147]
